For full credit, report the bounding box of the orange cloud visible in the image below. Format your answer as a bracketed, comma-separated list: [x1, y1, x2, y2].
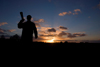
[0, 28, 6, 34]
[34, 19, 45, 23]
[59, 11, 72, 16]
[8, 29, 16, 32]
[93, 2, 100, 9]
[59, 9, 81, 16]
[97, 3, 100, 9]
[39, 31, 46, 35]
[0, 22, 8, 26]
[73, 9, 81, 15]
[39, 27, 51, 31]
[74, 9, 81, 12]
[59, 12, 67, 16]
[73, 12, 78, 15]
[34, 19, 45, 27]
[35, 23, 41, 27]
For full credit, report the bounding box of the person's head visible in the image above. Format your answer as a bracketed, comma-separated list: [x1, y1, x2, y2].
[27, 15, 32, 21]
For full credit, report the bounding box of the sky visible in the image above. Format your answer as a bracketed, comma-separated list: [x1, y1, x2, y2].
[0, 0, 100, 43]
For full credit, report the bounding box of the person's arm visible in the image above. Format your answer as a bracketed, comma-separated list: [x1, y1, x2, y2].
[18, 19, 25, 29]
[33, 23, 38, 39]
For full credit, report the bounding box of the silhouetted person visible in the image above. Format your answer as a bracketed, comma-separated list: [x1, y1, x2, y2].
[18, 15, 38, 44]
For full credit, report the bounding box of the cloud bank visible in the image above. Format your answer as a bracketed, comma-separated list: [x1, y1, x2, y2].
[0, 22, 8, 26]
[59, 9, 81, 16]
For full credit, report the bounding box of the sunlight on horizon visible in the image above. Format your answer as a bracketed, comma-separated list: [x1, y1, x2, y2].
[46, 39, 55, 43]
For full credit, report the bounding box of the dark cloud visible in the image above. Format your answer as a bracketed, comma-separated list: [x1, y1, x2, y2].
[58, 31, 86, 38]
[40, 34, 56, 37]
[73, 33, 86, 37]
[79, 33, 86, 37]
[67, 34, 76, 38]
[58, 31, 67, 37]
[47, 28, 56, 32]
[59, 26, 68, 31]
[0, 28, 16, 35]
[0, 32, 5, 34]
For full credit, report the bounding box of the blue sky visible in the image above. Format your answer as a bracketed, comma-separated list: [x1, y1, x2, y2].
[0, 0, 100, 42]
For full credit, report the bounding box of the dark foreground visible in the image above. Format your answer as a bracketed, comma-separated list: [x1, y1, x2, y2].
[1, 40, 100, 57]
[1, 40, 100, 49]
[1, 39, 100, 63]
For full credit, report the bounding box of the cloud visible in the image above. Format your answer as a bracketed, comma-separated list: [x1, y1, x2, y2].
[8, 29, 16, 32]
[58, 31, 67, 37]
[0, 22, 8, 26]
[39, 31, 46, 35]
[59, 11, 72, 16]
[47, 28, 56, 32]
[34, 19, 45, 27]
[58, 32, 76, 38]
[31, 18, 33, 21]
[57, 31, 86, 38]
[73, 12, 78, 15]
[0, 28, 16, 35]
[0, 28, 6, 34]
[34, 19, 45, 23]
[0, 29, 4, 33]
[74, 9, 81, 12]
[79, 33, 86, 37]
[67, 34, 76, 38]
[59, 9, 81, 16]
[93, 3, 100, 9]
[35, 23, 41, 27]
[73, 33, 86, 37]
[40, 34, 56, 37]
[59, 12, 67, 16]
[97, 3, 100, 9]
[33, 36, 48, 42]
[73, 9, 81, 15]
[39, 27, 52, 31]
[59, 26, 68, 31]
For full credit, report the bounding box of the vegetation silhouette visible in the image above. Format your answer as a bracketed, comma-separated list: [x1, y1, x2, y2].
[18, 12, 38, 46]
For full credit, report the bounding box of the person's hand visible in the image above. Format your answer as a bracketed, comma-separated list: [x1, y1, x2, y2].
[20, 19, 25, 22]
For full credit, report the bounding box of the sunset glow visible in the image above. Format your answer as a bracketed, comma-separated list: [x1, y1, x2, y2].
[0, 0, 100, 43]
[47, 39, 55, 43]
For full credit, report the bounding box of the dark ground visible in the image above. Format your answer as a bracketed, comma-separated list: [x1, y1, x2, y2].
[1, 39, 100, 61]
[1, 39, 99, 65]
[1, 39, 100, 50]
